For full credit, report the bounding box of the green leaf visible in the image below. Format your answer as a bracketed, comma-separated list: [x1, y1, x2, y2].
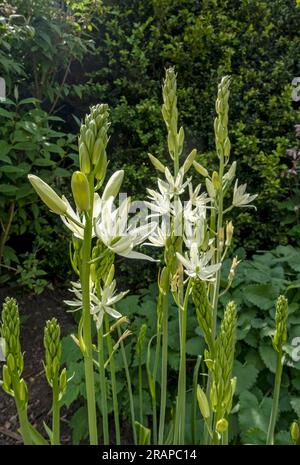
[233, 361, 259, 394]
[0, 184, 17, 195]
[70, 407, 88, 445]
[259, 343, 277, 373]
[0, 108, 14, 119]
[291, 398, 300, 419]
[186, 336, 205, 356]
[243, 284, 277, 310]
[33, 158, 55, 167]
[238, 390, 273, 444]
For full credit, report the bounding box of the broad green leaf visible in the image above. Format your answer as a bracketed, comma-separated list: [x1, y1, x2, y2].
[259, 343, 277, 373]
[291, 398, 300, 419]
[0, 184, 17, 195]
[233, 361, 259, 394]
[243, 284, 277, 310]
[70, 407, 88, 445]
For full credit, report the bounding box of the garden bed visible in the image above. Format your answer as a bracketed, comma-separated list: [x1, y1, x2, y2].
[0, 287, 75, 445]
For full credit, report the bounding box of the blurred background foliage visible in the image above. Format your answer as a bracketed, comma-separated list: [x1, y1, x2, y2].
[1, 0, 300, 289]
[1, 0, 300, 444]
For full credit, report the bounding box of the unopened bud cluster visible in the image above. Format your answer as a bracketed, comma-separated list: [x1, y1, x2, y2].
[273, 295, 288, 352]
[214, 76, 231, 161]
[44, 318, 66, 395]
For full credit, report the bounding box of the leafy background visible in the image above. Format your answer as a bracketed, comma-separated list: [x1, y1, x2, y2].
[0, 0, 300, 444]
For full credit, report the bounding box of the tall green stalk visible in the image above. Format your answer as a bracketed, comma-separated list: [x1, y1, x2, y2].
[267, 295, 288, 445]
[118, 327, 137, 444]
[81, 182, 98, 445]
[104, 315, 120, 444]
[158, 293, 168, 444]
[266, 348, 283, 445]
[52, 378, 60, 445]
[98, 327, 109, 444]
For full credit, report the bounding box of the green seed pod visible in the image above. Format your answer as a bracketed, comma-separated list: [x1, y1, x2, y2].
[197, 385, 210, 419]
[71, 171, 90, 212]
[28, 175, 67, 215]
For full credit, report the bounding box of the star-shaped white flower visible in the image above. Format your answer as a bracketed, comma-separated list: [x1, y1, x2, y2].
[94, 196, 157, 261]
[232, 180, 257, 208]
[60, 193, 102, 239]
[176, 243, 221, 281]
[64, 280, 127, 330]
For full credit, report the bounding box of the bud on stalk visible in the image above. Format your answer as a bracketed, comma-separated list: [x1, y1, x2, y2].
[28, 175, 67, 215]
[71, 171, 90, 212]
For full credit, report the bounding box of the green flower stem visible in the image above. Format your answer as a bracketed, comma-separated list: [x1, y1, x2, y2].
[98, 327, 109, 444]
[152, 330, 161, 445]
[104, 315, 120, 445]
[174, 279, 192, 444]
[266, 348, 284, 445]
[138, 352, 144, 428]
[158, 293, 168, 444]
[12, 378, 32, 445]
[191, 355, 202, 444]
[117, 327, 137, 444]
[52, 377, 60, 445]
[81, 180, 98, 445]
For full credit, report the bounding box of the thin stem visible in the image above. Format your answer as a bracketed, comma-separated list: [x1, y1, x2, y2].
[98, 327, 109, 444]
[152, 330, 161, 445]
[191, 356, 202, 444]
[138, 354, 144, 427]
[266, 348, 283, 445]
[174, 279, 192, 444]
[117, 327, 137, 444]
[12, 377, 32, 445]
[104, 315, 120, 445]
[158, 293, 168, 444]
[52, 378, 60, 445]
[81, 182, 98, 445]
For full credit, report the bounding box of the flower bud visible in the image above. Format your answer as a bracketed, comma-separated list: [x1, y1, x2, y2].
[183, 149, 197, 173]
[193, 160, 208, 177]
[148, 153, 166, 173]
[177, 126, 184, 154]
[205, 178, 215, 199]
[225, 221, 234, 247]
[290, 421, 300, 443]
[3, 365, 12, 389]
[224, 161, 236, 182]
[18, 378, 28, 404]
[59, 368, 67, 395]
[197, 385, 210, 419]
[104, 264, 115, 288]
[216, 418, 228, 433]
[94, 149, 107, 182]
[28, 175, 67, 215]
[159, 266, 170, 295]
[102, 170, 124, 201]
[79, 142, 91, 174]
[92, 138, 104, 165]
[212, 171, 221, 190]
[85, 128, 95, 154]
[7, 353, 15, 373]
[224, 137, 231, 159]
[71, 171, 90, 212]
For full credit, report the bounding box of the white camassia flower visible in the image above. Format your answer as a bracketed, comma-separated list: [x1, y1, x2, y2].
[144, 216, 170, 248]
[232, 180, 257, 208]
[159, 167, 190, 197]
[176, 243, 221, 280]
[94, 196, 157, 261]
[64, 280, 127, 330]
[60, 193, 102, 239]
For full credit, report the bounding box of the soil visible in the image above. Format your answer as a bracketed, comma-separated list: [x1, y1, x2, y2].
[0, 285, 76, 445]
